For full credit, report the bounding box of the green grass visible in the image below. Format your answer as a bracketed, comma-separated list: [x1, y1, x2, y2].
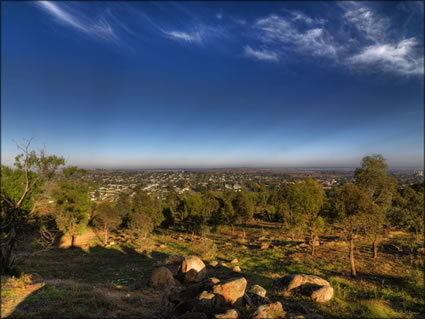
[2, 224, 424, 318]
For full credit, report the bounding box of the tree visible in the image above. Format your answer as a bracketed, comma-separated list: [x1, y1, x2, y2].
[54, 181, 90, 248]
[132, 189, 163, 227]
[180, 193, 206, 237]
[232, 191, 254, 223]
[391, 186, 424, 242]
[115, 192, 131, 226]
[201, 191, 220, 221]
[210, 197, 235, 230]
[354, 154, 397, 259]
[93, 202, 121, 245]
[335, 184, 377, 277]
[161, 206, 175, 228]
[128, 189, 163, 237]
[1, 140, 64, 273]
[294, 177, 325, 256]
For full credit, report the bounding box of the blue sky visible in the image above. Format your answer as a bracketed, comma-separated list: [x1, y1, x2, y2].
[1, 1, 424, 169]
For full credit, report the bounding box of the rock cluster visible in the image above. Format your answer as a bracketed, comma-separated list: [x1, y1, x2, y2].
[150, 255, 331, 318]
[272, 274, 334, 303]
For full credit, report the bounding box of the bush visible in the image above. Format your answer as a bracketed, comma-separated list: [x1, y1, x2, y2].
[192, 239, 217, 260]
[161, 207, 175, 228]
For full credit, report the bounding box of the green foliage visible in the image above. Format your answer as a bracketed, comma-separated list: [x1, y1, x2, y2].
[92, 202, 121, 243]
[354, 154, 397, 246]
[391, 186, 424, 239]
[231, 190, 254, 223]
[161, 206, 175, 228]
[294, 177, 326, 234]
[131, 189, 163, 227]
[54, 181, 90, 241]
[127, 189, 162, 237]
[335, 184, 377, 235]
[115, 192, 131, 225]
[1, 141, 65, 273]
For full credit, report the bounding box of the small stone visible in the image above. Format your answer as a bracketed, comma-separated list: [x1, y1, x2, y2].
[233, 266, 241, 273]
[248, 284, 267, 297]
[251, 301, 285, 319]
[215, 309, 239, 319]
[209, 261, 219, 267]
[230, 258, 239, 264]
[261, 242, 270, 250]
[207, 277, 221, 285]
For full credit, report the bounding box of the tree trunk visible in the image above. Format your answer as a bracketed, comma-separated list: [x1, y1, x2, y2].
[104, 225, 108, 246]
[350, 235, 356, 277]
[372, 237, 378, 259]
[0, 223, 17, 274]
[71, 232, 75, 248]
[310, 232, 316, 256]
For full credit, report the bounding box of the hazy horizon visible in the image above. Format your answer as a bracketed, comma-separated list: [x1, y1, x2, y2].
[1, 2, 424, 169]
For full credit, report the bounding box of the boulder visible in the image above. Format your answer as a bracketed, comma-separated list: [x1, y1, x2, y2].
[165, 255, 184, 265]
[213, 277, 247, 306]
[210, 261, 219, 267]
[197, 290, 216, 310]
[179, 256, 207, 283]
[272, 274, 330, 293]
[248, 284, 266, 297]
[149, 267, 178, 288]
[272, 274, 333, 303]
[215, 309, 239, 319]
[251, 302, 285, 319]
[310, 285, 334, 303]
[232, 266, 241, 273]
[169, 283, 205, 304]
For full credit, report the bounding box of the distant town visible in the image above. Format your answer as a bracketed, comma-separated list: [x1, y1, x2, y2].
[61, 168, 424, 203]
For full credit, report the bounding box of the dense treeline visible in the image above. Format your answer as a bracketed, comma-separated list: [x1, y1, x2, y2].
[1, 142, 423, 278]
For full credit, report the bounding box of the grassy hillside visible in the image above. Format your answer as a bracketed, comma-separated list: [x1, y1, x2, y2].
[1, 222, 424, 318]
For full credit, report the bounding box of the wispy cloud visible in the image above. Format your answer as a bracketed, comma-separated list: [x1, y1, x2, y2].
[244, 46, 279, 61]
[253, 14, 338, 58]
[342, 3, 424, 75]
[343, 3, 389, 42]
[163, 30, 202, 43]
[36, 1, 118, 43]
[348, 38, 424, 75]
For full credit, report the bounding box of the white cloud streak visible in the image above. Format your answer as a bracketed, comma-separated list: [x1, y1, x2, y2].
[343, 4, 390, 42]
[244, 46, 279, 61]
[348, 38, 424, 75]
[253, 14, 338, 58]
[36, 1, 118, 42]
[163, 30, 202, 43]
[342, 3, 424, 75]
